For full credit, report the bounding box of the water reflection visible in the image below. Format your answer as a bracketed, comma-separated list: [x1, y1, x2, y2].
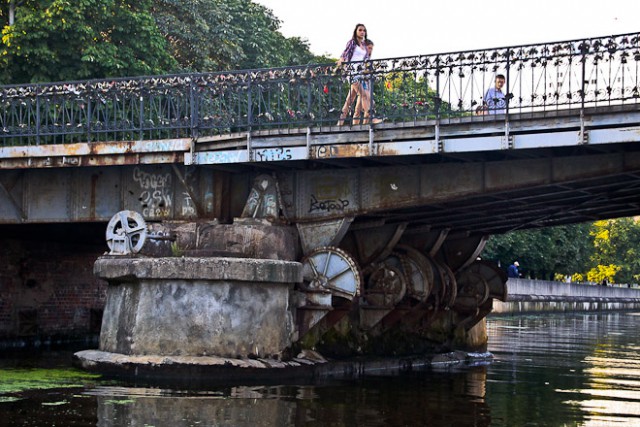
[87, 368, 491, 427]
[3, 313, 640, 426]
[488, 313, 640, 426]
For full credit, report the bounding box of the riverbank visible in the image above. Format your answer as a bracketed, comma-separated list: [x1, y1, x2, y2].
[492, 278, 640, 315]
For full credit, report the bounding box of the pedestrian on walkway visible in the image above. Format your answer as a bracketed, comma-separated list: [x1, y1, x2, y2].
[336, 24, 371, 126]
[508, 261, 520, 278]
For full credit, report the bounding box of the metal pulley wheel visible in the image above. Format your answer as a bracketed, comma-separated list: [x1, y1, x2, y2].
[453, 270, 490, 313]
[364, 263, 407, 308]
[457, 260, 508, 302]
[426, 257, 457, 309]
[383, 250, 432, 302]
[106, 210, 148, 255]
[393, 245, 434, 301]
[301, 246, 362, 300]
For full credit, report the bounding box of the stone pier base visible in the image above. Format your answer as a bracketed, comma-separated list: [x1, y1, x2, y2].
[94, 257, 301, 359]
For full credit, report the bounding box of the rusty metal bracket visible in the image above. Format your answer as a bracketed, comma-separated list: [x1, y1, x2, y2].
[247, 132, 253, 162]
[171, 164, 204, 217]
[297, 217, 354, 256]
[0, 177, 26, 221]
[578, 110, 588, 145]
[240, 174, 283, 222]
[353, 222, 407, 265]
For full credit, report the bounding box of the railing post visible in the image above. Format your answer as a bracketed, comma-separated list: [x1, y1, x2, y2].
[581, 43, 587, 112]
[505, 48, 511, 116]
[307, 77, 313, 128]
[139, 93, 144, 141]
[247, 76, 253, 131]
[505, 48, 511, 148]
[190, 77, 197, 140]
[580, 41, 587, 143]
[435, 60, 441, 151]
[86, 80, 92, 143]
[35, 84, 40, 146]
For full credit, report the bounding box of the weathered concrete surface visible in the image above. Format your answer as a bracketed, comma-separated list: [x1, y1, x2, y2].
[492, 278, 640, 314]
[73, 348, 490, 386]
[96, 257, 302, 358]
[143, 221, 300, 260]
[94, 256, 301, 283]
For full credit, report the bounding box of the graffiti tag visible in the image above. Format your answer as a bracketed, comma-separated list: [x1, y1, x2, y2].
[309, 194, 350, 213]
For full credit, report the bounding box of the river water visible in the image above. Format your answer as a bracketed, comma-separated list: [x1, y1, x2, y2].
[1, 312, 639, 426]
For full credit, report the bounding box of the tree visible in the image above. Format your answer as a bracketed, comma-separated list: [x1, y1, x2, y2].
[590, 218, 640, 284]
[482, 223, 594, 280]
[151, 0, 331, 72]
[1, 0, 177, 84]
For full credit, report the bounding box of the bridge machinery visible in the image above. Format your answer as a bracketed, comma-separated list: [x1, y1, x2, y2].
[91, 169, 507, 368]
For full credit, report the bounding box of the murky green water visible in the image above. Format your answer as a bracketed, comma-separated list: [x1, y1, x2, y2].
[1, 312, 639, 426]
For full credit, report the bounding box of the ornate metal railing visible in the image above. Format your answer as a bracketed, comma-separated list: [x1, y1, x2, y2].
[1, 32, 639, 147]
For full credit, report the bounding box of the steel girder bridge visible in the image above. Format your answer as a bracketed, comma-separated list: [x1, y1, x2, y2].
[2, 33, 640, 340]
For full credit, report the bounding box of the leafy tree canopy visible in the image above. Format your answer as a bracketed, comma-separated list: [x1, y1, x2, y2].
[483, 223, 594, 280]
[484, 218, 640, 284]
[152, 0, 331, 72]
[1, 0, 178, 84]
[1, 0, 331, 84]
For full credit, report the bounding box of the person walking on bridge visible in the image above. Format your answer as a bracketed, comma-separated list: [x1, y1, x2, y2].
[353, 39, 382, 125]
[508, 261, 520, 278]
[484, 74, 507, 114]
[336, 24, 371, 126]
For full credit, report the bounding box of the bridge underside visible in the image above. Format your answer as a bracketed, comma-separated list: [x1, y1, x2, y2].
[2, 106, 640, 239]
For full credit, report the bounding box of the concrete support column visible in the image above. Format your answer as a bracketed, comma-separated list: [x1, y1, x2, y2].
[94, 257, 302, 358]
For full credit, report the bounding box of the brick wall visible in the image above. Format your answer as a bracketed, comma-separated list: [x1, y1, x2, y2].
[0, 224, 107, 340]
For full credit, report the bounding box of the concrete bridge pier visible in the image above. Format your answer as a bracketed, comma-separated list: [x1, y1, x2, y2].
[94, 257, 301, 359]
[74, 206, 507, 382]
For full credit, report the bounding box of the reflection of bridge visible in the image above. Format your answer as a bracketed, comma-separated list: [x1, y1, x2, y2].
[3, 33, 640, 361]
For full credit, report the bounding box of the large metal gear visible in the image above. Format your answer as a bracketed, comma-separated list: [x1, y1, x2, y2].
[363, 263, 407, 308]
[301, 246, 362, 300]
[381, 250, 432, 303]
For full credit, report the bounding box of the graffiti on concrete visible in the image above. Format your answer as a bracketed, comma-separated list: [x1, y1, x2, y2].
[133, 167, 172, 217]
[309, 194, 350, 213]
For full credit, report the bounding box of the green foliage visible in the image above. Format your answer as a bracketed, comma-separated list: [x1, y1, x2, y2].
[484, 218, 640, 284]
[1, 0, 178, 84]
[483, 223, 594, 280]
[152, 0, 331, 72]
[590, 218, 640, 284]
[1, 0, 331, 83]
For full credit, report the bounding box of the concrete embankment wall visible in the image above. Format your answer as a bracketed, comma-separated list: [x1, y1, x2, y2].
[492, 278, 640, 315]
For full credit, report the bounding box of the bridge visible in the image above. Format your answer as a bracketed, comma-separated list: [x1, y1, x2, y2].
[2, 33, 640, 373]
[2, 32, 640, 236]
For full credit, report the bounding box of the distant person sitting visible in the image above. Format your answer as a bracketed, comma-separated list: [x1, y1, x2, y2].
[507, 261, 520, 278]
[484, 74, 506, 114]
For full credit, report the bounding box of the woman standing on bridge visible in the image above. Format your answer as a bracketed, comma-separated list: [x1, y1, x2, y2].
[336, 24, 371, 126]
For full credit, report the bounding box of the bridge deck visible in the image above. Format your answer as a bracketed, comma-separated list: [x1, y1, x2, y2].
[1, 104, 639, 170]
[1, 33, 640, 236]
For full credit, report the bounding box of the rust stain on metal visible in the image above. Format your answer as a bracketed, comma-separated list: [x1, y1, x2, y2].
[311, 143, 368, 159]
[376, 146, 400, 156]
[90, 174, 98, 220]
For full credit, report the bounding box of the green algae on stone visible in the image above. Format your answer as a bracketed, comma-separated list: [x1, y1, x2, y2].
[104, 399, 136, 405]
[0, 368, 101, 395]
[0, 396, 23, 403]
[41, 400, 69, 406]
